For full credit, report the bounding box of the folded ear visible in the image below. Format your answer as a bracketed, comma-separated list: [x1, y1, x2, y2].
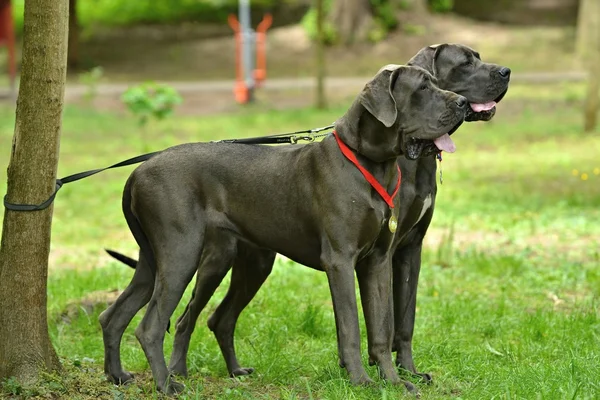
[408, 44, 447, 76]
[358, 65, 402, 128]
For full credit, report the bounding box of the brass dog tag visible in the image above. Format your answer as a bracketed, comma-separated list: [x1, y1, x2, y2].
[388, 213, 398, 233]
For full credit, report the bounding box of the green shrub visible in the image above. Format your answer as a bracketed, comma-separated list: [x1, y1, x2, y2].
[122, 82, 182, 151]
[122, 82, 182, 128]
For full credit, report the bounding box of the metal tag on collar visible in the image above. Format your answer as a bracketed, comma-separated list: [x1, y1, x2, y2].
[388, 209, 398, 233]
[436, 152, 443, 185]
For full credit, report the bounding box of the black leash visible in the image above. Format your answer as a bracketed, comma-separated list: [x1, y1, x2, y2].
[213, 124, 334, 144]
[3, 124, 334, 212]
[3, 151, 162, 212]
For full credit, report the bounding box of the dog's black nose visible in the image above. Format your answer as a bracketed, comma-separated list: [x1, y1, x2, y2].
[455, 96, 467, 108]
[498, 67, 511, 78]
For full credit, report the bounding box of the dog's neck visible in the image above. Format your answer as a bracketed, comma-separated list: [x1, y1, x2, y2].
[336, 99, 402, 164]
[333, 100, 402, 190]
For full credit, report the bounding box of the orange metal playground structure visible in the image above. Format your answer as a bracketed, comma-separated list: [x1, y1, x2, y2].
[228, 0, 272, 104]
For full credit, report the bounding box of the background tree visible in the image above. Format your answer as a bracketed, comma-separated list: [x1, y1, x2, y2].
[576, 0, 600, 132]
[315, 0, 327, 109]
[0, 0, 69, 384]
[331, 0, 373, 44]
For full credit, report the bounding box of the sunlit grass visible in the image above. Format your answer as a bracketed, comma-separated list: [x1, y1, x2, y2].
[1, 86, 600, 399]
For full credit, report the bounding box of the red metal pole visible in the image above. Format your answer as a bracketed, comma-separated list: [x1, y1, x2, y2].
[228, 14, 249, 104]
[254, 13, 272, 87]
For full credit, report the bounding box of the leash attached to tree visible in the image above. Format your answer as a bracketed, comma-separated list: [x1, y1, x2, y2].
[3, 125, 335, 212]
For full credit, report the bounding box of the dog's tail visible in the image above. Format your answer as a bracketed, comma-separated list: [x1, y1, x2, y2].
[105, 249, 138, 269]
[104, 248, 171, 333]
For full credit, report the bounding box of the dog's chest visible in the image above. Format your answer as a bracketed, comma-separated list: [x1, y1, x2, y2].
[396, 188, 434, 241]
[415, 194, 432, 226]
[403, 193, 433, 231]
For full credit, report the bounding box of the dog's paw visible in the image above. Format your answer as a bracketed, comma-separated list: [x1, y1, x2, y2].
[395, 362, 433, 384]
[230, 367, 254, 377]
[164, 379, 185, 396]
[403, 381, 420, 397]
[107, 370, 134, 385]
[350, 374, 375, 386]
[415, 372, 432, 384]
[168, 363, 189, 378]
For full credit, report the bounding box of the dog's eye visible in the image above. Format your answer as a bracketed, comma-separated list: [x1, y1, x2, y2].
[420, 84, 427, 91]
[463, 60, 473, 67]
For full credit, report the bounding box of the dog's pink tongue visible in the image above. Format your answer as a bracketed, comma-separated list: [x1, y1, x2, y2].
[434, 133, 456, 153]
[470, 101, 496, 112]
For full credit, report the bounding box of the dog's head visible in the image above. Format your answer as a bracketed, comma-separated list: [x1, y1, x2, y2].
[339, 64, 467, 161]
[408, 43, 510, 123]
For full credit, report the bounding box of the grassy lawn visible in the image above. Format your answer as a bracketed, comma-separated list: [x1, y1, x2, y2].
[1, 84, 600, 399]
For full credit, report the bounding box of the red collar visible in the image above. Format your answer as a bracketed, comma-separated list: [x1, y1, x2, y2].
[332, 130, 401, 209]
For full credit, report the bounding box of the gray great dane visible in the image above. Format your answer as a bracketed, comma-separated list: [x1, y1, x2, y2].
[99, 64, 467, 394]
[393, 44, 509, 379]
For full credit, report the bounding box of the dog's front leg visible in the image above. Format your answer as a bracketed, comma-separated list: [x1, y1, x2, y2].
[392, 242, 432, 383]
[322, 253, 373, 385]
[356, 252, 417, 394]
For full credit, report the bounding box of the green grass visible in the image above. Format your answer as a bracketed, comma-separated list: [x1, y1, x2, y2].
[1, 85, 600, 399]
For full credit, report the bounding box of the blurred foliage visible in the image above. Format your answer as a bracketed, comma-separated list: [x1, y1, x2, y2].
[122, 82, 183, 128]
[8, 0, 453, 41]
[10, 0, 306, 34]
[301, 0, 337, 44]
[302, 0, 400, 44]
[429, 0, 454, 13]
[372, 0, 399, 31]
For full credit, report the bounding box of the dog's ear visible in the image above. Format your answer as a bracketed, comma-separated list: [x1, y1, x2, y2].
[358, 64, 402, 128]
[408, 44, 448, 76]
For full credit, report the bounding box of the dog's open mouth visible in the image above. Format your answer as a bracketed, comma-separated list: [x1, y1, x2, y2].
[406, 120, 463, 160]
[466, 88, 508, 121]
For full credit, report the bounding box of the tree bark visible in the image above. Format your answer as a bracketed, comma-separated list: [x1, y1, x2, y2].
[315, 0, 327, 109]
[68, 0, 79, 68]
[576, 0, 600, 132]
[331, 0, 373, 45]
[0, 0, 69, 384]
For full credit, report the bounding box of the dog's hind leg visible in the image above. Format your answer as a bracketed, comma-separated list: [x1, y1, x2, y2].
[208, 245, 275, 377]
[99, 250, 154, 385]
[134, 223, 205, 395]
[168, 233, 238, 378]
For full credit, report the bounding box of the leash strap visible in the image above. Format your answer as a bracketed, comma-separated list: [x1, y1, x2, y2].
[3, 124, 335, 212]
[3, 151, 161, 211]
[332, 131, 401, 209]
[214, 124, 334, 145]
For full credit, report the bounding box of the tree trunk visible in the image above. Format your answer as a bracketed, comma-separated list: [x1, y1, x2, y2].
[68, 0, 79, 68]
[0, 0, 69, 385]
[576, 0, 600, 132]
[331, 0, 373, 45]
[315, 0, 327, 109]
